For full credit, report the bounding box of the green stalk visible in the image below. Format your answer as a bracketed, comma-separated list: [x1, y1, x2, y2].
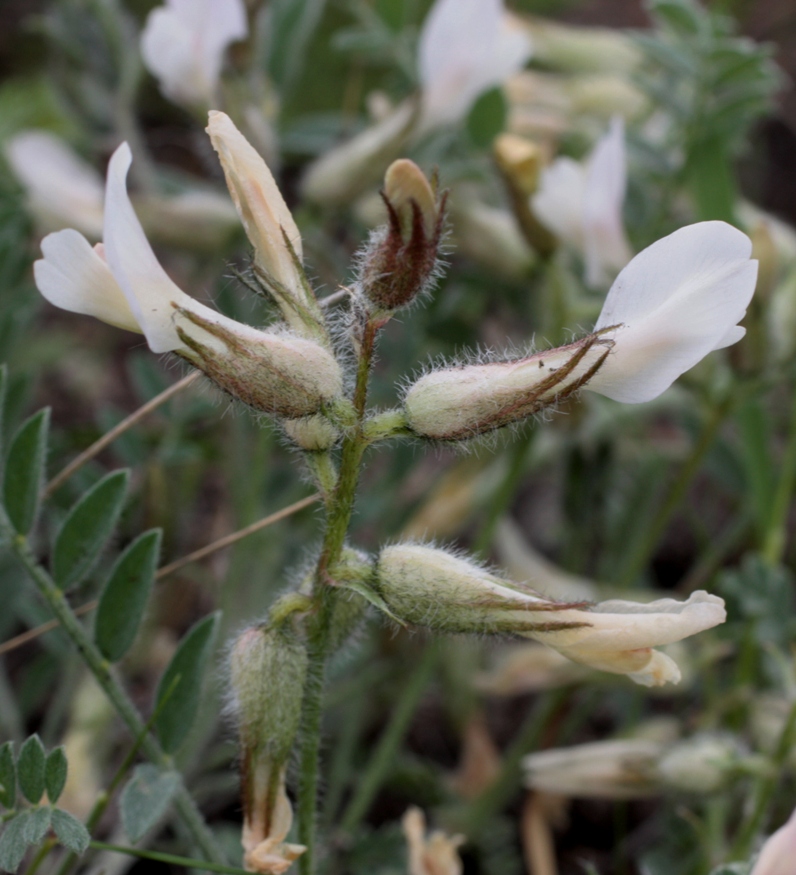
[340, 640, 439, 832]
[617, 399, 731, 587]
[297, 315, 380, 874]
[761, 395, 796, 565]
[89, 841, 250, 875]
[0, 512, 223, 864]
[731, 699, 796, 859]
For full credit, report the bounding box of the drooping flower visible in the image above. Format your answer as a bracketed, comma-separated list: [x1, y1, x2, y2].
[533, 115, 631, 286]
[586, 220, 757, 403]
[376, 543, 726, 686]
[33, 129, 343, 419]
[5, 131, 104, 239]
[751, 807, 796, 875]
[140, 0, 248, 109]
[416, 0, 532, 134]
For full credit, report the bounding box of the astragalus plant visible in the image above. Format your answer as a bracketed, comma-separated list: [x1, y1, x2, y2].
[18, 100, 758, 874]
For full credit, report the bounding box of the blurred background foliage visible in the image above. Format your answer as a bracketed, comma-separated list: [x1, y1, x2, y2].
[0, 1, 796, 874]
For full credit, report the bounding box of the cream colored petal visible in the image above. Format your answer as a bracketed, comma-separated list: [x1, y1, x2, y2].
[532, 157, 586, 249]
[34, 229, 141, 333]
[206, 111, 305, 298]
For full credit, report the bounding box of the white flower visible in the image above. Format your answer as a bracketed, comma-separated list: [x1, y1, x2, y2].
[5, 131, 104, 239]
[140, 0, 247, 109]
[532, 116, 631, 286]
[751, 807, 796, 875]
[377, 543, 726, 687]
[33, 139, 343, 418]
[402, 807, 464, 875]
[417, 0, 531, 133]
[587, 220, 758, 403]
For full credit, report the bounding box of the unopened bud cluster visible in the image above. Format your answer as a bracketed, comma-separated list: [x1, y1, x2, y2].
[359, 159, 445, 311]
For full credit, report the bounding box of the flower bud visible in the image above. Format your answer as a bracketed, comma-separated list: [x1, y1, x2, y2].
[403, 334, 612, 441]
[402, 807, 464, 875]
[230, 624, 308, 763]
[230, 625, 308, 873]
[376, 544, 586, 636]
[175, 312, 343, 419]
[359, 159, 444, 311]
[376, 543, 726, 687]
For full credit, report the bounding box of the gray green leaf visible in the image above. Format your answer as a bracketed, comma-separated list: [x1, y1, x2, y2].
[0, 743, 15, 808]
[44, 747, 67, 805]
[120, 764, 180, 843]
[52, 470, 129, 589]
[16, 736, 45, 805]
[0, 812, 30, 873]
[154, 612, 219, 754]
[51, 809, 89, 854]
[95, 529, 161, 662]
[3, 408, 49, 535]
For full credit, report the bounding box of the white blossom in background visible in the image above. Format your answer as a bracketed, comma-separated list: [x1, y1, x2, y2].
[416, 0, 531, 134]
[751, 807, 796, 875]
[32, 115, 343, 419]
[402, 807, 464, 875]
[533, 116, 631, 286]
[5, 131, 104, 239]
[140, 0, 248, 109]
[587, 221, 758, 403]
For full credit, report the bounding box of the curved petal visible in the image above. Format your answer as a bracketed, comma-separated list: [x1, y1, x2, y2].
[530, 591, 726, 653]
[103, 143, 221, 353]
[589, 221, 757, 402]
[752, 808, 796, 875]
[34, 230, 140, 333]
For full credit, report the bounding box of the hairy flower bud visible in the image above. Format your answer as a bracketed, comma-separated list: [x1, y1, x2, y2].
[230, 625, 308, 873]
[360, 159, 445, 311]
[282, 414, 340, 451]
[230, 624, 308, 763]
[175, 312, 343, 418]
[403, 334, 612, 441]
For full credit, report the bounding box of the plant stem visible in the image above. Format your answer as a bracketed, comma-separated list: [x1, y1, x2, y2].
[340, 639, 438, 832]
[0, 513, 223, 864]
[88, 841, 250, 875]
[762, 395, 796, 565]
[617, 399, 731, 588]
[731, 699, 796, 858]
[298, 314, 380, 874]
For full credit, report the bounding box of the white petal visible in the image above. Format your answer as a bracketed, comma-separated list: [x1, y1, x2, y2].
[418, 0, 530, 131]
[583, 116, 632, 286]
[531, 157, 586, 249]
[532, 591, 726, 654]
[103, 144, 219, 353]
[33, 230, 140, 333]
[589, 221, 757, 402]
[752, 808, 796, 875]
[5, 132, 104, 238]
[206, 111, 304, 283]
[140, 0, 246, 107]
